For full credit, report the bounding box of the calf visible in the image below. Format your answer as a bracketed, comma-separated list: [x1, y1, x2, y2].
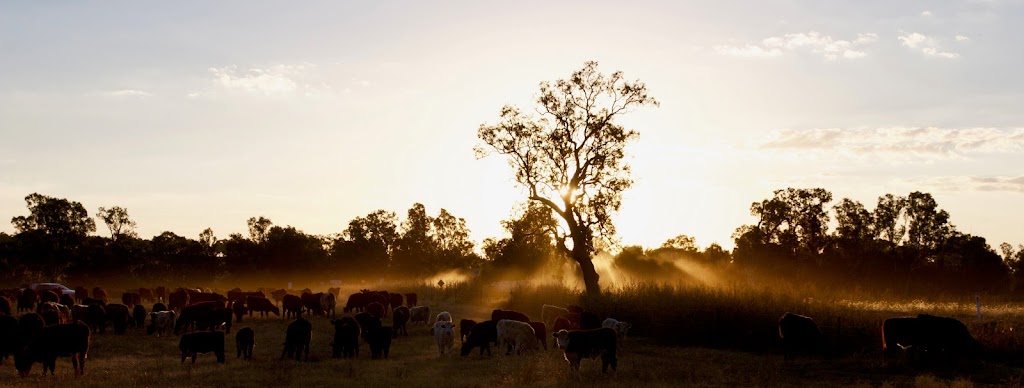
[434, 321, 455, 355]
[778, 312, 824, 360]
[179, 331, 226, 364]
[148, 311, 176, 337]
[393, 306, 410, 337]
[246, 296, 280, 318]
[281, 317, 312, 361]
[236, 327, 255, 360]
[553, 328, 618, 373]
[14, 321, 90, 377]
[497, 319, 539, 355]
[331, 317, 360, 358]
[410, 305, 431, 326]
[461, 320, 498, 357]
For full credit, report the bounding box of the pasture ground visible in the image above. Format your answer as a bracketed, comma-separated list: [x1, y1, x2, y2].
[2, 300, 1021, 387]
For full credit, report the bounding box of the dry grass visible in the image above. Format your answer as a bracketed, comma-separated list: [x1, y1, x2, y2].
[5, 280, 1024, 386]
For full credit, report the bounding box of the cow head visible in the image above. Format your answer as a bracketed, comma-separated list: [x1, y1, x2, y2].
[552, 329, 571, 350]
[614, 322, 632, 338]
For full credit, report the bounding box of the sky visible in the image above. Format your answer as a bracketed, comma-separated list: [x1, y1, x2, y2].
[2, 1, 1023, 252]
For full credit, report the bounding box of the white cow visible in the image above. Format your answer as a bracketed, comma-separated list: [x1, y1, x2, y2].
[434, 321, 455, 355]
[541, 304, 571, 327]
[149, 310, 177, 337]
[601, 318, 632, 343]
[497, 319, 538, 355]
[436, 311, 452, 322]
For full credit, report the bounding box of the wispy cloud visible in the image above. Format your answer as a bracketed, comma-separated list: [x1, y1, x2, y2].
[102, 89, 153, 97]
[955, 35, 971, 42]
[760, 127, 1024, 158]
[920, 10, 934, 17]
[898, 32, 960, 59]
[913, 175, 1024, 193]
[715, 31, 878, 60]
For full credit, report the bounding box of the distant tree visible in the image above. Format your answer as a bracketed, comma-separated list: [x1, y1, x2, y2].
[903, 191, 952, 261]
[431, 208, 478, 271]
[484, 202, 561, 276]
[247, 216, 273, 243]
[661, 234, 699, 252]
[476, 61, 658, 295]
[264, 225, 330, 277]
[873, 194, 907, 247]
[333, 210, 398, 276]
[701, 243, 731, 266]
[97, 206, 138, 241]
[12, 193, 96, 239]
[199, 228, 219, 256]
[392, 204, 434, 275]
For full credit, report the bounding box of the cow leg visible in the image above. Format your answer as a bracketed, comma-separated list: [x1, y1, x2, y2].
[191, 354, 197, 364]
[181, 352, 187, 364]
[603, 352, 618, 373]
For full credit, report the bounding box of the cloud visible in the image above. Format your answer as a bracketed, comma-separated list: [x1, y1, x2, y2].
[955, 35, 971, 42]
[208, 64, 325, 96]
[760, 127, 1024, 158]
[913, 175, 1024, 193]
[716, 31, 878, 60]
[921, 10, 934, 17]
[898, 32, 960, 58]
[102, 89, 153, 97]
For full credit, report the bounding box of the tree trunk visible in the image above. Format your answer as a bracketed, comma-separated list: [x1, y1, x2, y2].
[574, 248, 601, 295]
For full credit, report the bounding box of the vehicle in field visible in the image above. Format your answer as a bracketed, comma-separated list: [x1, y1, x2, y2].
[27, 282, 77, 296]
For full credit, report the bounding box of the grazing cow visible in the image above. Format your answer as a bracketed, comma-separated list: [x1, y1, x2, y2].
[154, 286, 167, 302]
[86, 304, 107, 333]
[74, 286, 88, 303]
[152, 302, 167, 313]
[436, 311, 452, 323]
[393, 306, 410, 337]
[300, 292, 326, 317]
[59, 293, 75, 307]
[168, 289, 189, 311]
[355, 312, 381, 343]
[175, 301, 226, 334]
[39, 290, 59, 304]
[179, 331, 225, 364]
[281, 317, 312, 361]
[491, 309, 530, 323]
[542, 304, 572, 327]
[139, 288, 155, 303]
[369, 326, 393, 359]
[121, 292, 142, 306]
[404, 293, 418, 308]
[0, 315, 17, 363]
[553, 328, 618, 374]
[320, 292, 337, 318]
[283, 295, 304, 320]
[778, 312, 824, 360]
[434, 321, 455, 355]
[93, 288, 108, 303]
[106, 303, 131, 335]
[410, 306, 431, 326]
[14, 321, 90, 377]
[331, 317, 360, 358]
[460, 319, 477, 345]
[461, 320, 498, 357]
[132, 305, 147, 329]
[601, 318, 633, 344]
[367, 302, 386, 320]
[343, 293, 369, 313]
[17, 289, 36, 313]
[270, 289, 288, 306]
[882, 314, 982, 363]
[389, 293, 403, 310]
[553, 317, 573, 333]
[148, 311, 176, 337]
[231, 300, 247, 323]
[0, 296, 10, 315]
[529, 322, 548, 350]
[236, 327, 255, 360]
[247, 296, 281, 318]
[497, 319, 539, 355]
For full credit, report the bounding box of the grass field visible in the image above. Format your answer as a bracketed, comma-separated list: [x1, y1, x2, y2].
[4, 281, 1024, 387]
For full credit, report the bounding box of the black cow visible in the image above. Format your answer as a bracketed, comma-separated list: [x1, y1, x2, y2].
[331, 317, 360, 358]
[461, 320, 498, 357]
[152, 302, 167, 313]
[15, 321, 90, 377]
[0, 315, 17, 364]
[283, 295, 303, 320]
[460, 319, 477, 345]
[236, 327, 255, 360]
[301, 292, 326, 317]
[179, 331, 226, 364]
[393, 306, 410, 337]
[246, 296, 281, 318]
[282, 317, 312, 361]
[778, 312, 824, 360]
[175, 301, 225, 334]
[132, 305, 147, 329]
[355, 312, 381, 343]
[106, 304, 131, 335]
[369, 326, 392, 359]
[552, 328, 618, 373]
[882, 314, 982, 363]
[343, 292, 369, 313]
[86, 304, 107, 333]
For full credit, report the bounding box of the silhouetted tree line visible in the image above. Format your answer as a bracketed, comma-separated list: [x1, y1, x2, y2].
[2, 189, 1022, 296]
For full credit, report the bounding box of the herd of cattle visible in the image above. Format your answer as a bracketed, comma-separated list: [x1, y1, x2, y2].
[0, 285, 631, 377]
[0, 284, 988, 378]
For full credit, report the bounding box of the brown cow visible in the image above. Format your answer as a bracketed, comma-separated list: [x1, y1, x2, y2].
[282, 295, 303, 320]
[404, 293, 418, 308]
[15, 321, 90, 377]
[121, 292, 142, 306]
[138, 288, 155, 303]
[92, 288, 108, 303]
